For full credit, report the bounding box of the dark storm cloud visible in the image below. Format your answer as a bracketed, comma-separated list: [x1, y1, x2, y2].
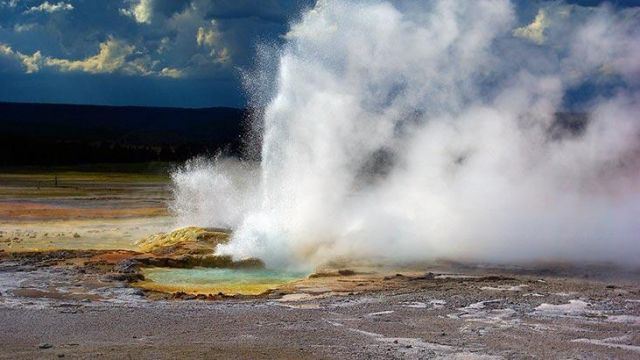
[0, 0, 314, 107]
[0, 0, 634, 107]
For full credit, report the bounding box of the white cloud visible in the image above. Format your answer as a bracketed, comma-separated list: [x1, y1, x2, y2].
[194, 20, 231, 64]
[160, 67, 183, 78]
[24, 1, 73, 14]
[14, 23, 36, 32]
[1, 0, 21, 8]
[0, 43, 42, 73]
[120, 0, 153, 24]
[21, 50, 42, 73]
[213, 47, 230, 64]
[157, 37, 171, 54]
[513, 9, 548, 44]
[1, 38, 186, 78]
[45, 38, 135, 73]
[0, 44, 11, 56]
[197, 23, 218, 48]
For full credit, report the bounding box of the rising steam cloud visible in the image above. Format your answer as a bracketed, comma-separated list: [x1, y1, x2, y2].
[171, 0, 640, 269]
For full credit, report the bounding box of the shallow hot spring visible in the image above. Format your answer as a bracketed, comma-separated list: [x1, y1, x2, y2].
[136, 267, 307, 295]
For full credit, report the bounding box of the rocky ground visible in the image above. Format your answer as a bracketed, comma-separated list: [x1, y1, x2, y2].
[1, 247, 639, 359]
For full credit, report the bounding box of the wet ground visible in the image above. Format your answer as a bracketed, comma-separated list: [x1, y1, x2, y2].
[1, 169, 639, 359]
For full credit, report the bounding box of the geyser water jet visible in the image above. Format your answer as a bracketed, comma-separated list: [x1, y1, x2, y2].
[172, 0, 640, 269]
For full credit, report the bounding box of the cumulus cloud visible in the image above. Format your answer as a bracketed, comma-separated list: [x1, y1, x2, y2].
[24, 1, 73, 14]
[214, 47, 230, 63]
[193, 20, 232, 64]
[196, 23, 218, 48]
[513, 9, 548, 44]
[1, 0, 20, 8]
[0, 43, 42, 73]
[13, 23, 36, 32]
[45, 38, 138, 74]
[154, 2, 233, 72]
[160, 67, 184, 78]
[0, 0, 307, 85]
[0, 44, 11, 56]
[21, 50, 42, 73]
[0, 37, 187, 78]
[120, 0, 154, 24]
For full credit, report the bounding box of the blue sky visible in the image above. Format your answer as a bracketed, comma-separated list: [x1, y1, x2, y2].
[0, 0, 636, 108]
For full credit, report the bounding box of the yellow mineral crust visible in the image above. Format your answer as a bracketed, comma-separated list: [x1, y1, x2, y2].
[135, 226, 230, 255]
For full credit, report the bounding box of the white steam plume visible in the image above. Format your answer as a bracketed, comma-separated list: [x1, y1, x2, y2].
[173, 0, 640, 269]
[170, 157, 259, 229]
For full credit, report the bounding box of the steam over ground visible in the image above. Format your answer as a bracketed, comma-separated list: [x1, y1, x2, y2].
[172, 0, 640, 269]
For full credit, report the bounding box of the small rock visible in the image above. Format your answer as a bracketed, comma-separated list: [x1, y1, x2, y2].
[423, 272, 435, 279]
[114, 259, 140, 274]
[38, 343, 53, 349]
[410, 272, 435, 281]
[172, 291, 187, 299]
[130, 288, 145, 296]
[104, 273, 144, 282]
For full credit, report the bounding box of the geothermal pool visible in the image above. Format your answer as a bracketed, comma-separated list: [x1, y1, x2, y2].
[136, 267, 307, 295]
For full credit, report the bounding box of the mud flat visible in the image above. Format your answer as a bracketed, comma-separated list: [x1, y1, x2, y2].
[1, 170, 639, 359]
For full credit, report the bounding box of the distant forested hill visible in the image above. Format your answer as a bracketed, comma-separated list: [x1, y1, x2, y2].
[0, 102, 586, 167]
[0, 102, 246, 166]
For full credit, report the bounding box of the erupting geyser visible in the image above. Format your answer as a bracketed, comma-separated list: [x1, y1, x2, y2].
[172, 0, 640, 269]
